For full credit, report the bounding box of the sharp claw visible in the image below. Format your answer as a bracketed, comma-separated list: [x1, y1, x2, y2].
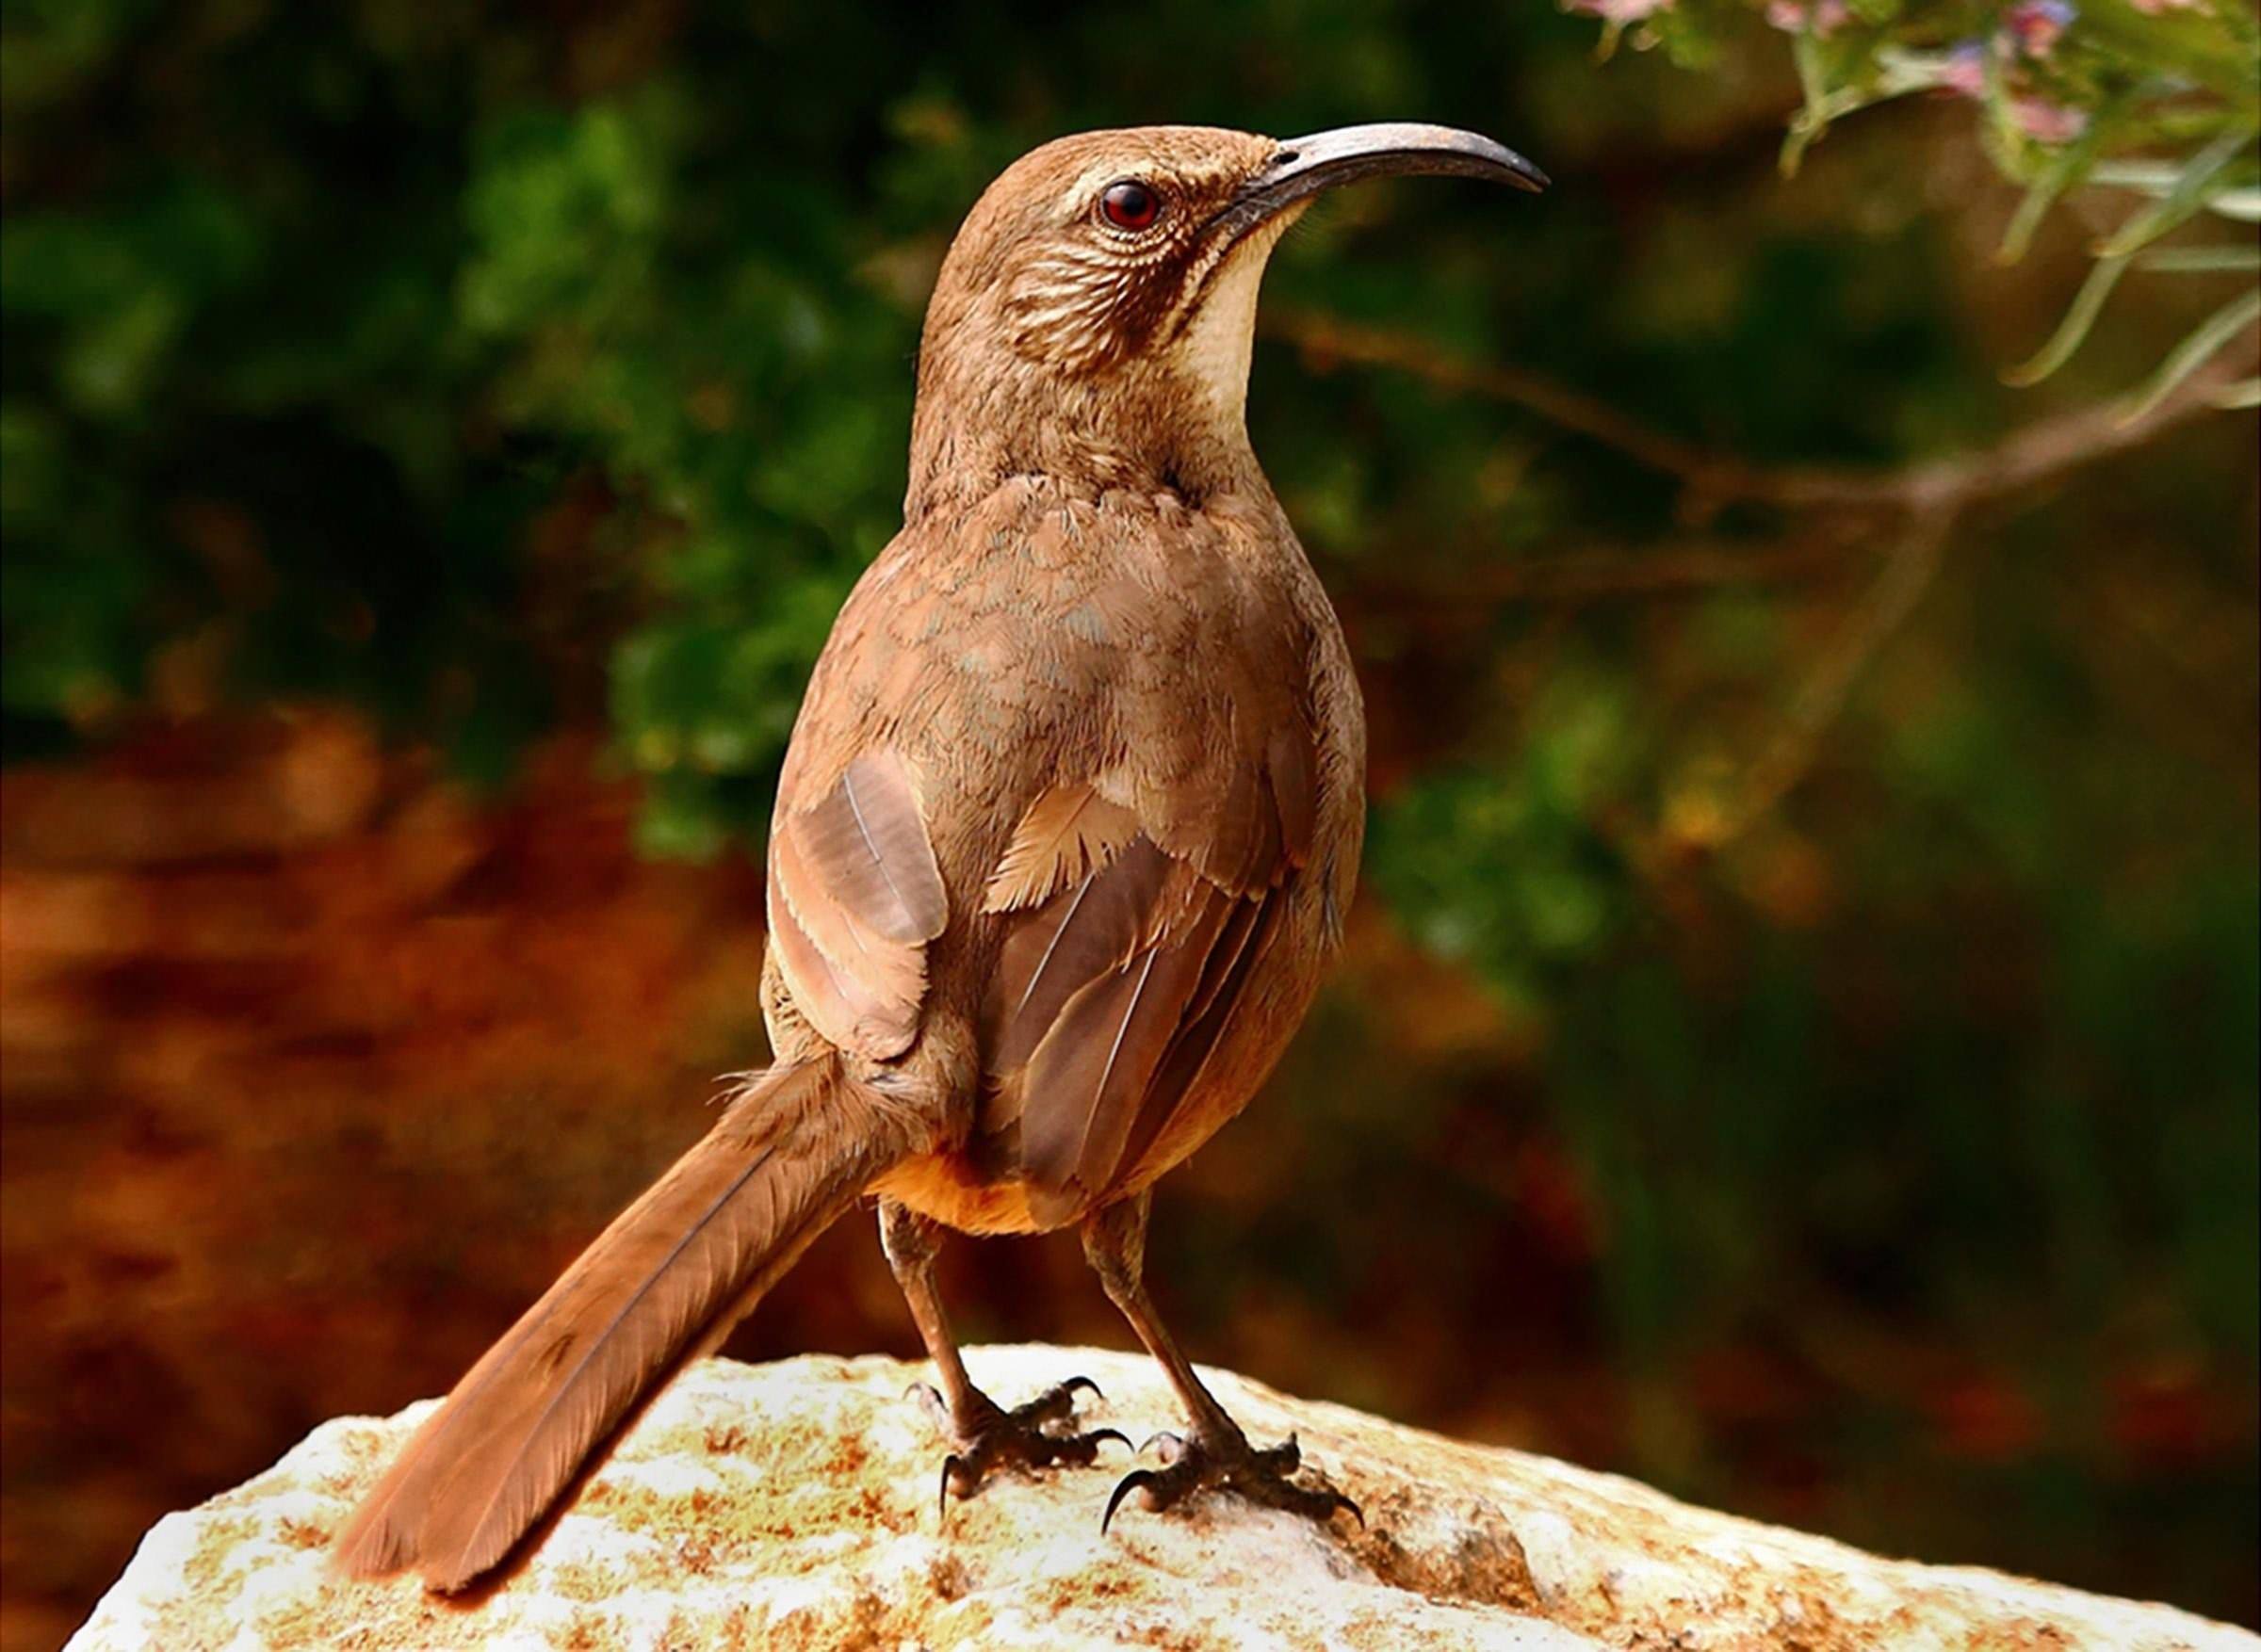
[1093, 1428, 1358, 1538]
[908, 1382, 954, 1433]
[938, 1453, 964, 1523]
[1061, 1375, 1104, 1401]
[1146, 1430, 1191, 1466]
[1089, 1428, 1132, 1455]
[1102, 1469, 1162, 1535]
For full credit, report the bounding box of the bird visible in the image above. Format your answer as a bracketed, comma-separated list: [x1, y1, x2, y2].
[335, 121, 1546, 1593]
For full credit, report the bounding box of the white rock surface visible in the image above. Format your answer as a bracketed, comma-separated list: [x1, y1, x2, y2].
[64, 1345, 2256, 1651]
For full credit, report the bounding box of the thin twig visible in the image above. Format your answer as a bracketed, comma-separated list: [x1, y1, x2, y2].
[1363, 532, 1865, 608]
[1718, 506, 1959, 844]
[1265, 309, 2257, 516]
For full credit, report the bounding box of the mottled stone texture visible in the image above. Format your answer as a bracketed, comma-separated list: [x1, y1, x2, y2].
[65, 1347, 2255, 1652]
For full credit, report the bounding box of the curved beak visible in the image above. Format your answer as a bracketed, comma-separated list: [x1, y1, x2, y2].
[1212, 121, 1548, 243]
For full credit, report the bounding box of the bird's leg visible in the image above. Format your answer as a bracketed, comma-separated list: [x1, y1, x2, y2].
[878, 1198, 1126, 1514]
[1082, 1193, 1359, 1534]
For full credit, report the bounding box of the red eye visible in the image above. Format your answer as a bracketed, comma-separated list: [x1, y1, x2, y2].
[1100, 179, 1162, 231]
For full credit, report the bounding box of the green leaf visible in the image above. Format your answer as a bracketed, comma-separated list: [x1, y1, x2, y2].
[2204, 187, 2261, 223]
[1780, 44, 1945, 177]
[2095, 130, 2254, 259]
[1998, 114, 2112, 266]
[2139, 245, 2261, 274]
[2121, 284, 2261, 422]
[2004, 253, 2130, 386]
[2088, 160, 2182, 196]
[2088, 166, 2260, 221]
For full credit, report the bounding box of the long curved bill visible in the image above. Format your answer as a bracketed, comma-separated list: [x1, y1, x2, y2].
[1212, 121, 1548, 243]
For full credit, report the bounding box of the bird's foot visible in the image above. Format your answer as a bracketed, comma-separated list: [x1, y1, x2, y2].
[1102, 1426, 1360, 1534]
[911, 1376, 1130, 1517]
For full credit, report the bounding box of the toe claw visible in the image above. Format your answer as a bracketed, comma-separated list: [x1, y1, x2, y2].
[1054, 1427, 1132, 1466]
[1095, 1427, 1358, 1538]
[908, 1382, 953, 1433]
[1144, 1430, 1187, 1464]
[1102, 1469, 1162, 1536]
[920, 1383, 1127, 1513]
[1061, 1375, 1104, 1402]
[1335, 1490, 1364, 1529]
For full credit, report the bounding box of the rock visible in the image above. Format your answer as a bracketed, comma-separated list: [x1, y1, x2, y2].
[64, 1345, 2254, 1652]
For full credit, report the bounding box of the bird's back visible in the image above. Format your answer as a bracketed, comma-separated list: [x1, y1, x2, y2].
[767, 475, 1364, 1232]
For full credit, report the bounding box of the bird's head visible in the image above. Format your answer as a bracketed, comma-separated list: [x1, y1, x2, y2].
[906, 122, 1545, 513]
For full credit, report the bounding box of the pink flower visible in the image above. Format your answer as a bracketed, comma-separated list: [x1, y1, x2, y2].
[2011, 97, 2089, 143]
[1940, 41, 1989, 98]
[1766, 0, 1849, 33]
[1566, 0, 1673, 21]
[2004, 0, 2074, 57]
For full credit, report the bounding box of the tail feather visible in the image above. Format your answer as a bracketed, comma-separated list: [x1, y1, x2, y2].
[335, 1058, 918, 1592]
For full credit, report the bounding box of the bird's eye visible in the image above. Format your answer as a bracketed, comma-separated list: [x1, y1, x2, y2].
[1099, 179, 1163, 232]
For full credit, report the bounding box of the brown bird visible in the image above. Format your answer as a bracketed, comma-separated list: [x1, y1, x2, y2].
[337, 121, 1546, 1592]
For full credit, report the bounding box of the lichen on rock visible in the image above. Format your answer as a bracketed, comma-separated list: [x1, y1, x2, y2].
[62, 1345, 2257, 1651]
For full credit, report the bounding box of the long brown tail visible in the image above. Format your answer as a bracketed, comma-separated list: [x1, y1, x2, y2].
[334, 1057, 919, 1592]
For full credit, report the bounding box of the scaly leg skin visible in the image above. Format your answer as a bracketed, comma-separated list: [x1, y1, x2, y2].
[1082, 1193, 1361, 1535]
[878, 1199, 1128, 1516]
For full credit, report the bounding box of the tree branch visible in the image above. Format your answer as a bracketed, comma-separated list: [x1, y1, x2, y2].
[1268, 308, 2253, 845]
[1359, 516, 1896, 609]
[1263, 308, 2257, 516]
[1716, 505, 1958, 845]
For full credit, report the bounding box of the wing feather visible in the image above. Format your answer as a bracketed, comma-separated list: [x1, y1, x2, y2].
[1114, 893, 1286, 1183]
[984, 766, 1301, 1222]
[983, 785, 1141, 914]
[989, 836, 1176, 1070]
[1017, 890, 1232, 1218]
[771, 826, 925, 1027]
[768, 748, 944, 1059]
[1269, 723, 1317, 868]
[787, 751, 946, 944]
[765, 869, 921, 1057]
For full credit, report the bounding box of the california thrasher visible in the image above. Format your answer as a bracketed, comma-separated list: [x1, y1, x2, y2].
[338, 121, 1545, 1591]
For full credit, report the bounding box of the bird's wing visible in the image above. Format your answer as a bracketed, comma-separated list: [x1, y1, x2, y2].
[764, 484, 1326, 1180]
[983, 713, 1317, 1223]
[766, 747, 947, 1059]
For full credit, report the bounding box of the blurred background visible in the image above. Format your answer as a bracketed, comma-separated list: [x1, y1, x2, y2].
[3, 1, 2255, 1644]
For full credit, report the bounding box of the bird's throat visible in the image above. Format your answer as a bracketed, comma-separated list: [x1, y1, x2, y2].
[1170, 211, 1297, 433]
[903, 217, 1295, 518]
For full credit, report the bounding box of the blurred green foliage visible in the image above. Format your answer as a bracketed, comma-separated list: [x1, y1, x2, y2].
[1596, 0, 2261, 406]
[2, 0, 2253, 1624]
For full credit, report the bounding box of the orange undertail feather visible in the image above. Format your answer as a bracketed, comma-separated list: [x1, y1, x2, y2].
[333, 1058, 922, 1593]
